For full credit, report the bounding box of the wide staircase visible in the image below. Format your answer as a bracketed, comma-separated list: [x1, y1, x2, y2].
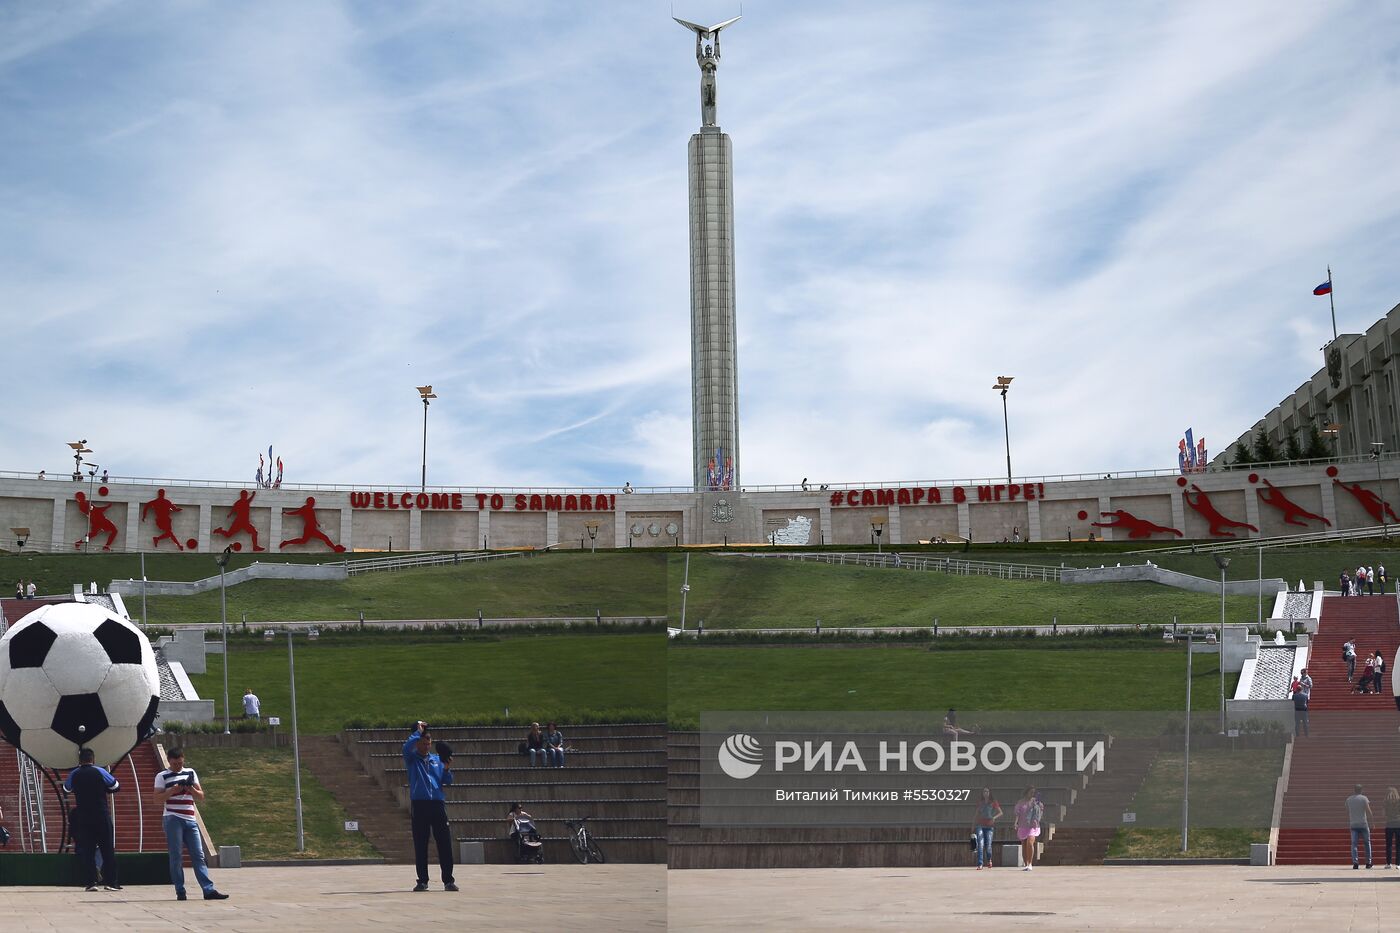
[341, 723, 665, 863]
[1275, 594, 1400, 864]
[668, 731, 1124, 868]
[0, 739, 167, 854]
[1039, 736, 1159, 865]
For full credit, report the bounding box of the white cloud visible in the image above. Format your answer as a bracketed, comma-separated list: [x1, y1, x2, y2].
[2, 0, 1398, 489]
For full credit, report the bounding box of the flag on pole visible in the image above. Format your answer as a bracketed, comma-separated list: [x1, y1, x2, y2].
[1185, 429, 1197, 468]
[1314, 280, 1332, 296]
[275, 457, 284, 488]
[256, 453, 264, 487]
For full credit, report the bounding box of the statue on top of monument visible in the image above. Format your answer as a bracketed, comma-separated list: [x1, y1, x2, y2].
[674, 14, 739, 127]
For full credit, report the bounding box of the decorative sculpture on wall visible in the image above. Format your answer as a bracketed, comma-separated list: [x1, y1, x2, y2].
[1087, 510, 1183, 539]
[280, 496, 346, 552]
[1332, 476, 1400, 524]
[1252, 476, 1331, 527]
[212, 490, 265, 552]
[73, 491, 119, 551]
[1180, 481, 1258, 537]
[140, 488, 194, 549]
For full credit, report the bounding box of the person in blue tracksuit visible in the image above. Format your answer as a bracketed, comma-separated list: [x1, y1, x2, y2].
[404, 721, 455, 892]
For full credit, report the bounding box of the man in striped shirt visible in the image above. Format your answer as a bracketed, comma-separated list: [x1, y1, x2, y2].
[155, 747, 228, 901]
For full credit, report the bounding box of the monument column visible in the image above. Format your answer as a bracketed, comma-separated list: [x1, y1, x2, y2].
[677, 16, 742, 496]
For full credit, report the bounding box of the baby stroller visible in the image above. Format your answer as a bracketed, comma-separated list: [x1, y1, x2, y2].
[511, 816, 544, 863]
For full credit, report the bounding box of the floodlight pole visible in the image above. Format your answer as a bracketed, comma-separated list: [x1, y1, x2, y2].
[679, 553, 691, 633]
[217, 546, 232, 735]
[1183, 631, 1192, 853]
[140, 551, 148, 628]
[288, 631, 305, 852]
[1217, 560, 1228, 735]
[1374, 442, 1387, 539]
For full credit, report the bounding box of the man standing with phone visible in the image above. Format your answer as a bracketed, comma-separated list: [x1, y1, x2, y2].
[155, 747, 229, 901]
[404, 720, 456, 892]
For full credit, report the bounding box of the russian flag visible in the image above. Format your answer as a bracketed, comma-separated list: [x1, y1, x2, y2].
[1314, 280, 1332, 296]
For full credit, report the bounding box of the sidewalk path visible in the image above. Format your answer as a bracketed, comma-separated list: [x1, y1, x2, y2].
[2, 863, 664, 932]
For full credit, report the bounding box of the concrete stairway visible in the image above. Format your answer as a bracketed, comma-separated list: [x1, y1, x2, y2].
[1275, 595, 1400, 865]
[1039, 736, 1159, 865]
[343, 724, 666, 863]
[297, 735, 404, 861]
[666, 731, 1131, 869]
[0, 739, 167, 855]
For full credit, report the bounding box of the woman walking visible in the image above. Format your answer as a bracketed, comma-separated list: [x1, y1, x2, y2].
[972, 787, 1002, 870]
[1015, 786, 1043, 871]
[1373, 651, 1386, 696]
[1386, 787, 1400, 869]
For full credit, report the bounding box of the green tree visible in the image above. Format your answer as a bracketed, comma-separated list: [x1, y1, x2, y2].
[1302, 424, 1331, 460]
[1231, 442, 1254, 467]
[1283, 433, 1304, 462]
[1252, 431, 1280, 464]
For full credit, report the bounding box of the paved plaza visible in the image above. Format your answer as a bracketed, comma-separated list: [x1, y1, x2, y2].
[0, 863, 665, 932]
[667, 865, 1399, 931]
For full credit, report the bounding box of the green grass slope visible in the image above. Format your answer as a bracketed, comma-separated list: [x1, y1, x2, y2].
[187, 632, 666, 733]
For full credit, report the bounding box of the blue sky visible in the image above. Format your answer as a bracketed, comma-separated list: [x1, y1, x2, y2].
[3, 0, 1399, 489]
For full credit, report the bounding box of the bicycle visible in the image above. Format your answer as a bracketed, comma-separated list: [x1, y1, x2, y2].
[565, 817, 605, 864]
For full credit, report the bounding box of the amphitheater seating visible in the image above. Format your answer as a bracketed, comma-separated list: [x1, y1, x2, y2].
[667, 730, 1119, 869]
[344, 723, 665, 863]
[1275, 595, 1400, 865]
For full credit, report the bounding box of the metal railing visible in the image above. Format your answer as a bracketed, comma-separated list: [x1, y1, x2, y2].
[1131, 523, 1396, 556]
[342, 551, 524, 575]
[18, 750, 47, 854]
[7, 450, 1395, 496]
[731, 551, 1063, 581]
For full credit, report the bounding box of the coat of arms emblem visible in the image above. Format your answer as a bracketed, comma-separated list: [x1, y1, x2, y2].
[711, 498, 734, 524]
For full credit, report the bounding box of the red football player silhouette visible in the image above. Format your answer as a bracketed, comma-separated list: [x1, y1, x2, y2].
[1333, 478, 1400, 524]
[1257, 479, 1331, 527]
[141, 488, 185, 550]
[1184, 484, 1258, 537]
[73, 491, 119, 551]
[280, 497, 345, 552]
[1091, 510, 1183, 539]
[213, 490, 265, 552]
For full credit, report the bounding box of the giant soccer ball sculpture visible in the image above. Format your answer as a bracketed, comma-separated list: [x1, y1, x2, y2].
[0, 603, 160, 769]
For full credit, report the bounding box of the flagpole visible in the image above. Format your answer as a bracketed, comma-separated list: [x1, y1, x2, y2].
[1328, 264, 1337, 340]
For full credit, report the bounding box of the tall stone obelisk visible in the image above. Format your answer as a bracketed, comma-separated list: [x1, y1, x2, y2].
[676, 16, 741, 492]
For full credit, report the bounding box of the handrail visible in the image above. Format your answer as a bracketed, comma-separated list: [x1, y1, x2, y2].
[343, 551, 523, 575]
[1130, 523, 1395, 556]
[6, 450, 1395, 495]
[127, 751, 143, 852]
[731, 551, 1063, 581]
[18, 751, 47, 853]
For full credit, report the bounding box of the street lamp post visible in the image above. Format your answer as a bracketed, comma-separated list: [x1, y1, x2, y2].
[288, 631, 305, 852]
[1323, 422, 1342, 459]
[871, 517, 885, 555]
[1181, 630, 1193, 852]
[992, 376, 1014, 484]
[679, 553, 692, 633]
[585, 520, 600, 555]
[416, 386, 437, 492]
[67, 440, 91, 481]
[216, 546, 233, 734]
[1213, 554, 1230, 734]
[1372, 442, 1387, 539]
[84, 464, 100, 553]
